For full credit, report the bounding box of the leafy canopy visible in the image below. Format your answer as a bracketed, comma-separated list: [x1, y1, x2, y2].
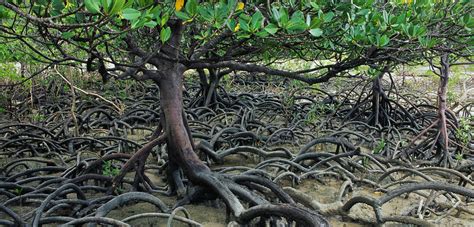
[0, 0, 472, 82]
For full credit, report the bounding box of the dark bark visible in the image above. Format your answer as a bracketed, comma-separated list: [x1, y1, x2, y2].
[371, 74, 384, 126]
[145, 21, 328, 225]
[109, 133, 166, 193]
[196, 68, 219, 107]
[368, 68, 393, 127]
[400, 54, 460, 166]
[436, 54, 451, 167]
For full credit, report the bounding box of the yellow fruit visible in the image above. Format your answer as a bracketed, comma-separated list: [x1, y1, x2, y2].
[234, 23, 240, 32]
[176, 0, 184, 11]
[237, 2, 244, 11]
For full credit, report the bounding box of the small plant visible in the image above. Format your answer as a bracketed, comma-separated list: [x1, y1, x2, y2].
[102, 160, 120, 177]
[221, 74, 233, 92]
[13, 187, 22, 195]
[455, 153, 463, 161]
[305, 103, 336, 125]
[118, 90, 127, 100]
[305, 105, 319, 124]
[31, 112, 45, 122]
[116, 186, 125, 194]
[447, 90, 458, 104]
[362, 157, 370, 167]
[281, 91, 295, 123]
[63, 84, 70, 93]
[104, 90, 114, 99]
[456, 116, 473, 147]
[373, 139, 386, 154]
[282, 94, 294, 108]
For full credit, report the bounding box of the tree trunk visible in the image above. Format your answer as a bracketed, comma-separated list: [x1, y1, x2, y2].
[159, 63, 251, 217]
[437, 54, 451, 167]
[204, 69, 219, 107]
[371, 74, 383, 126]
[370, 69, 390, 127]
[122, 20, 329, 225]
[196, 68, 219, 107]
[158, 66, 211, 179]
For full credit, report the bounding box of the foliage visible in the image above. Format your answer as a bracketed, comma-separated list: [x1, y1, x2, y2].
[0, 63, 20, 80]
[455, 152, 463, 161]
[13, 187, 22, 195]
[305, 102, 336, 124]
[305, 104, 319, 124]
[446, 90, 458, 104]
[31, 113, 46, 122]
[102, 160, 120, 177]
[0, 38, 27, 62]
[220, 74, 233, 91]
[373, 139, 386, 154]
[1, 0, 471, 85]
[456, 116, 473, 147]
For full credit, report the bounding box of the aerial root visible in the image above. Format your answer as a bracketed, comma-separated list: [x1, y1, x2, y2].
[284, 182, 474, 226]
[109, 133, 167, 194]
[238, 204, 329, 226]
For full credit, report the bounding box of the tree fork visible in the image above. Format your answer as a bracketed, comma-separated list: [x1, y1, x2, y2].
[369, 67, 392, 127]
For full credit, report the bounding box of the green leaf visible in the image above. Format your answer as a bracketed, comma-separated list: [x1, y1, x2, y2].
[279, 8, 289, 27]
[136, 0, 150, 7]
[214, 4, 229, 23]
[309, 28, 323, 37]
[287, 21, 307, 32]
[85, 0, 101, 14]
[108, 0, 125, 15]
[150, 6, 162, 20]
[185, 0, 198, 16]
[368, 35, 376, 45]
[255, 30, 269, 38]
[250, 11, 264, 32]
[415, 26, 426, 36]
[291, 11, 304, 22]
[271, 6, 280, 22]
[379, 35, 389, 46]
[357, 9, 370, 16]
[101, 0, 111, 13]
[227, 19, 237, 31]
[175, 11, 191, 20]
[287, 11, 307, 32]
[462, 15, 474, 28]
[310, 2, 319, 10]
[51, 0, 65, 15]
[122, 8, 141, 20]
[309, 17, 322, 29]
[239, 17, 250, 32]
[160, 27, 171, 43]
[161, 13, 170, 26]
[323, 12, 334, 22]
[264, 23, 279, 35]
[306, 14, 311, 27]
[198, 6, 213, 22]
[144, 20, 157, 28]
[382, 10, 389, 24]
[0, 6, 10, 19]
[61, 31, 75, 39]
[123, 0, 133, 9]
[131, 16, 147, 28]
